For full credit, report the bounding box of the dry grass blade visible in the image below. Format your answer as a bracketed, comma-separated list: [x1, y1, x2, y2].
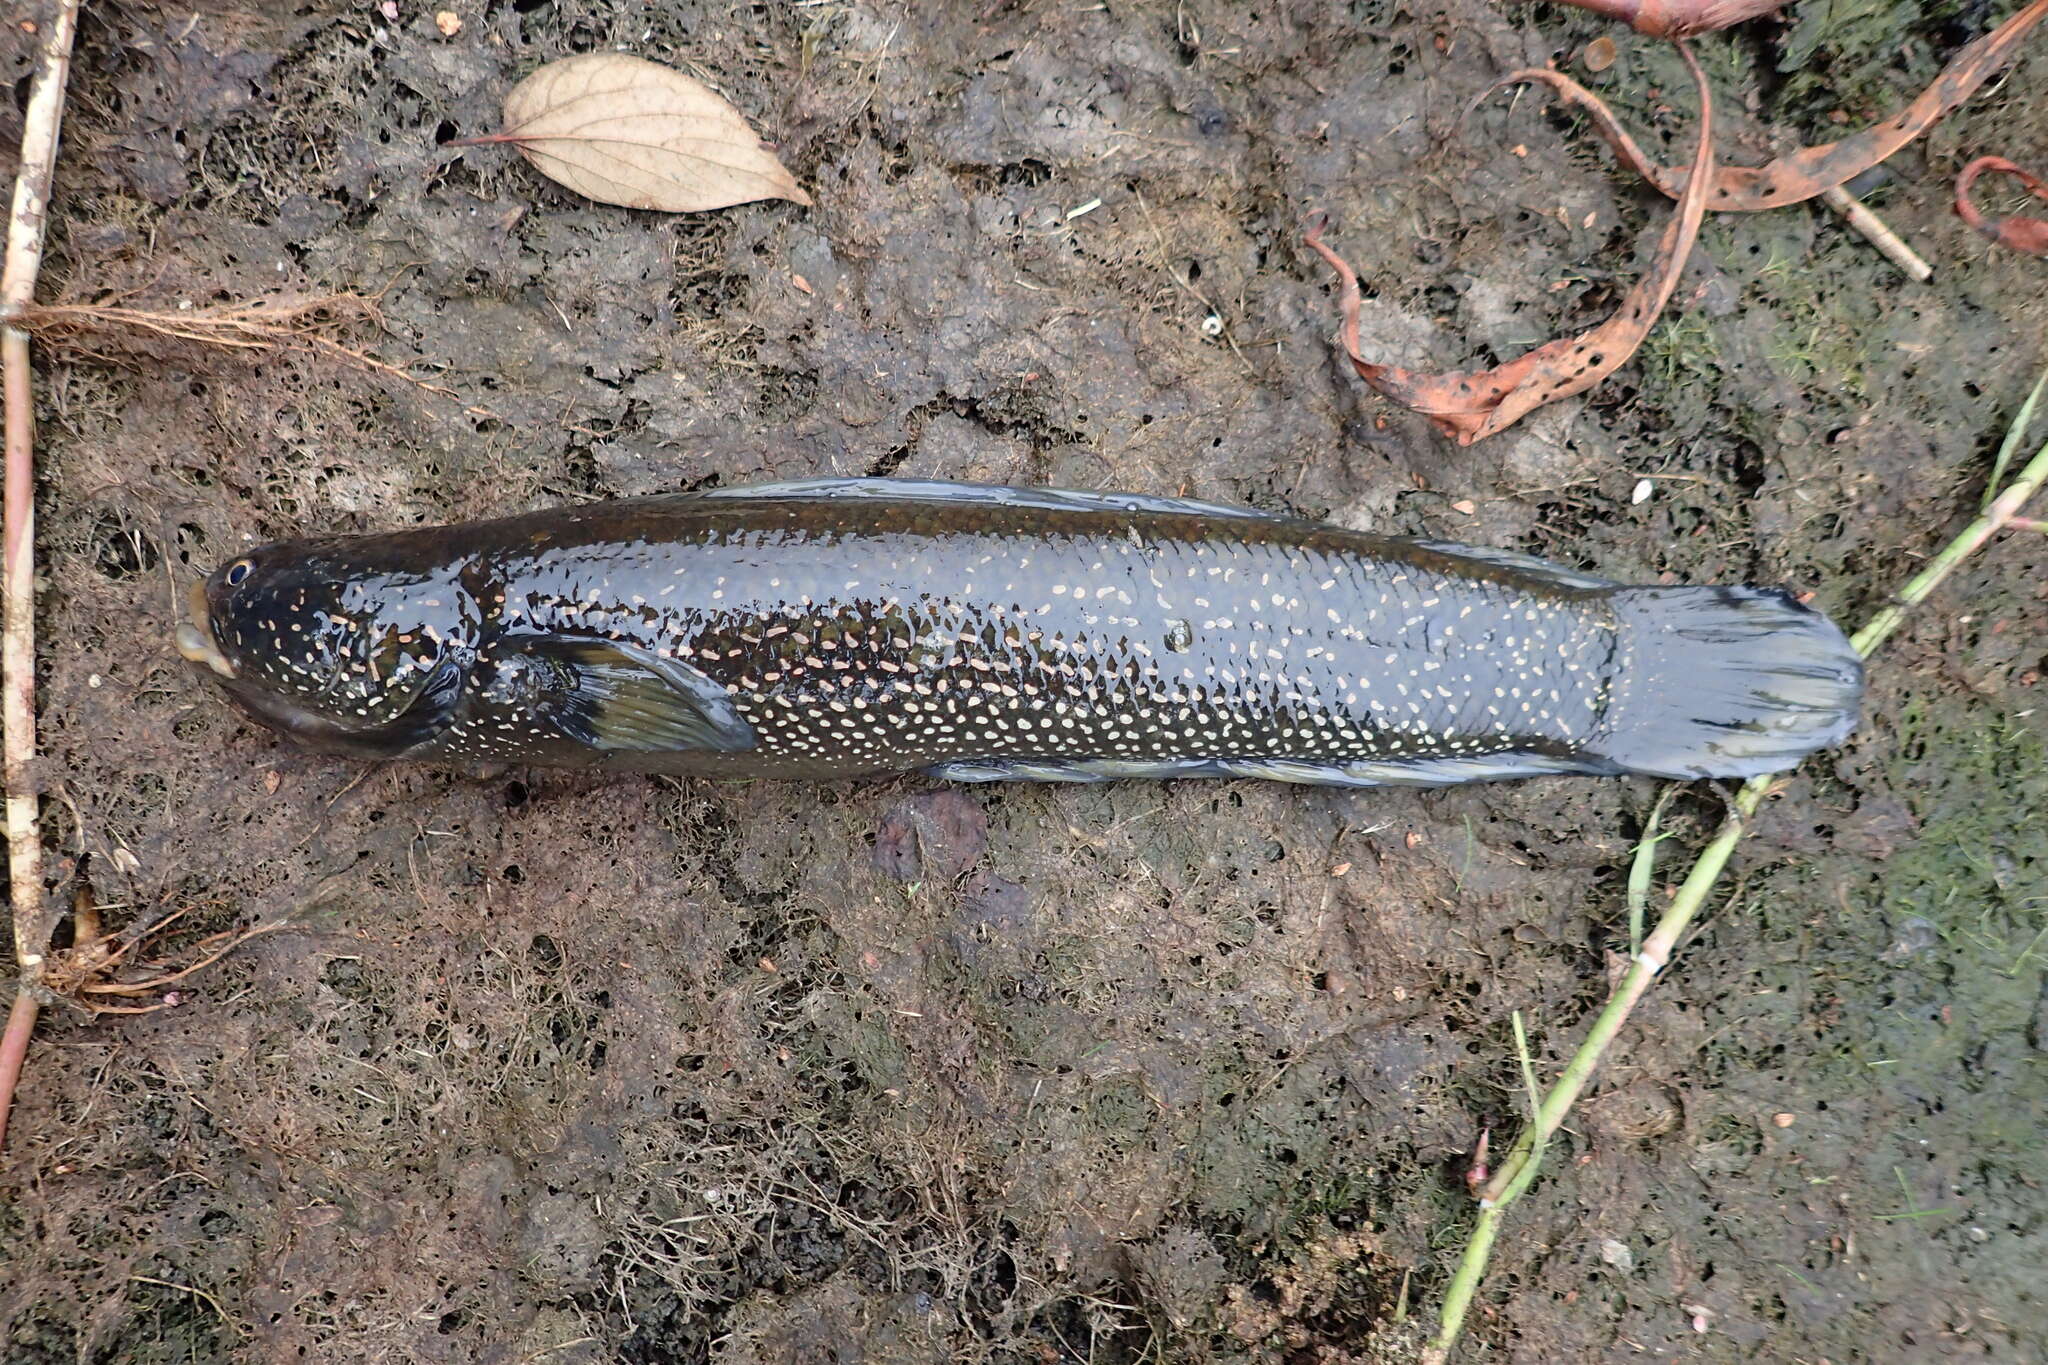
[1955, 156, 2048, 257]
[1305, 43, 1714, 446]
[1493, 0, 2048, 212]
[452, 52, 812, 213]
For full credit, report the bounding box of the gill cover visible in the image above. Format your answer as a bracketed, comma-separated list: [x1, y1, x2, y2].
[188, 541, 479, 759]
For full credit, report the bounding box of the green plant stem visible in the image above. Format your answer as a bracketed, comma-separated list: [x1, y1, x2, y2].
[1511, 1010, 1541, 1118]
[1983, 366, 2046, 511]
[1625, 787, 1678, 957]
[1427, 368, 2048, 1362]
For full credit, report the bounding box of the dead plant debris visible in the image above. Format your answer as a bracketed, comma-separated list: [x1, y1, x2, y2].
[1308, 1, 2046, 442]
[1506, 0, 2048, 213]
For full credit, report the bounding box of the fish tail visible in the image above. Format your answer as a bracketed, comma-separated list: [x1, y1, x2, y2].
[1595, 587, 1863, 780]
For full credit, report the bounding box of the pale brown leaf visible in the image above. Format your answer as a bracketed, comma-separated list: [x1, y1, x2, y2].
[470, 52, 811, 213]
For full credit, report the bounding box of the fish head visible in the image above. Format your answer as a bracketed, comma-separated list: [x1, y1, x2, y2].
[177, 540, 479, 758]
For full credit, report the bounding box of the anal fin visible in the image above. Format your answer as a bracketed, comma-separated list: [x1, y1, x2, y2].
[925, 750, 1618, 789]
[1218, 752, 1620, 788]
[924, 757, 1234, 783]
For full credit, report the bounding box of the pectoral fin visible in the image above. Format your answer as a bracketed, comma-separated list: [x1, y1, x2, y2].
[499, 636, 756, 753]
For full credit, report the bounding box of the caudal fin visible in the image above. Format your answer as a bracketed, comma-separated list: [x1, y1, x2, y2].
[1596, 587, 1862, 780]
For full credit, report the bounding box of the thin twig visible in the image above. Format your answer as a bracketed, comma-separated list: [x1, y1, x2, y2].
[1425, 366, 2048, 1363]
[0, 0, 82, 1154]
[1819, 184, 1934, 282]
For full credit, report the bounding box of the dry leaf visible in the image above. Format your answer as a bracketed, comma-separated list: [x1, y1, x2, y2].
[1955, 156, 2048, 257]
[452, 52, 811, 213]
[1305, 44, 1715, 446]
[1497, 0, 2046, 212]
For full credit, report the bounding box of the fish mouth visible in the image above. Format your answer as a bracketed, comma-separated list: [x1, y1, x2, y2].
[174, 579, 238, 680]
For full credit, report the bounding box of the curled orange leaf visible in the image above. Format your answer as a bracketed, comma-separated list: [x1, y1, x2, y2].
[1955, 156, 2048, 257]
[1306, 44, 1714, 446]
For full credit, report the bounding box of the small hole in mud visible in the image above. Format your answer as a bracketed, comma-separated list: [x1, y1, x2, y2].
[433, 120, 458, 145]
[94, 522, 159, 580]
[504, 781, 527, 808]
[503, 864, 524, 883]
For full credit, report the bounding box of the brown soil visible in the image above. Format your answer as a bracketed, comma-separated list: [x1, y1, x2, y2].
[4, 1, 2046, 1361]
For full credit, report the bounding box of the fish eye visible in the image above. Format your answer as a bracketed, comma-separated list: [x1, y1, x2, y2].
[224, 559, 253, 587]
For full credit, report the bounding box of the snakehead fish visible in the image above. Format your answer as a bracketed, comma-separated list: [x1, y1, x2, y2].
[174, 479, 1861, 787]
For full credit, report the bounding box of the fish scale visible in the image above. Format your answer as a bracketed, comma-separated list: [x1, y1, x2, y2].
[176, 478, 1861, 788]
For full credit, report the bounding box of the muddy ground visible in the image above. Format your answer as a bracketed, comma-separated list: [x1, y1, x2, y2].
[2, 0, 2045, 1360]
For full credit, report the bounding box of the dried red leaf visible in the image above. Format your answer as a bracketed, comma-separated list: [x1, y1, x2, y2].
[1306, 45, 1714, 446]
[1955, 156, 2048, 258]
[1496, 0, 2047, 212]
[1540, 0, 1784, 38]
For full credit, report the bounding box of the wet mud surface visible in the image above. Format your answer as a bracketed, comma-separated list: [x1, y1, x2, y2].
[3, 1, 2045, 1361]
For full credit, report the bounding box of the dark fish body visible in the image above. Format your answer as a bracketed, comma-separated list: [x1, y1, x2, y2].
[177, 479, 1862, 788]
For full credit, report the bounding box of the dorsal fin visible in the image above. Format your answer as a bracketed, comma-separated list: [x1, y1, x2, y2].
[695, 477, 1285, 524]
[1398, 539, 1619, 590]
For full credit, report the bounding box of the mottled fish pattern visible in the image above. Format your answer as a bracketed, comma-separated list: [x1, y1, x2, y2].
[176, 479, 1862, 787]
